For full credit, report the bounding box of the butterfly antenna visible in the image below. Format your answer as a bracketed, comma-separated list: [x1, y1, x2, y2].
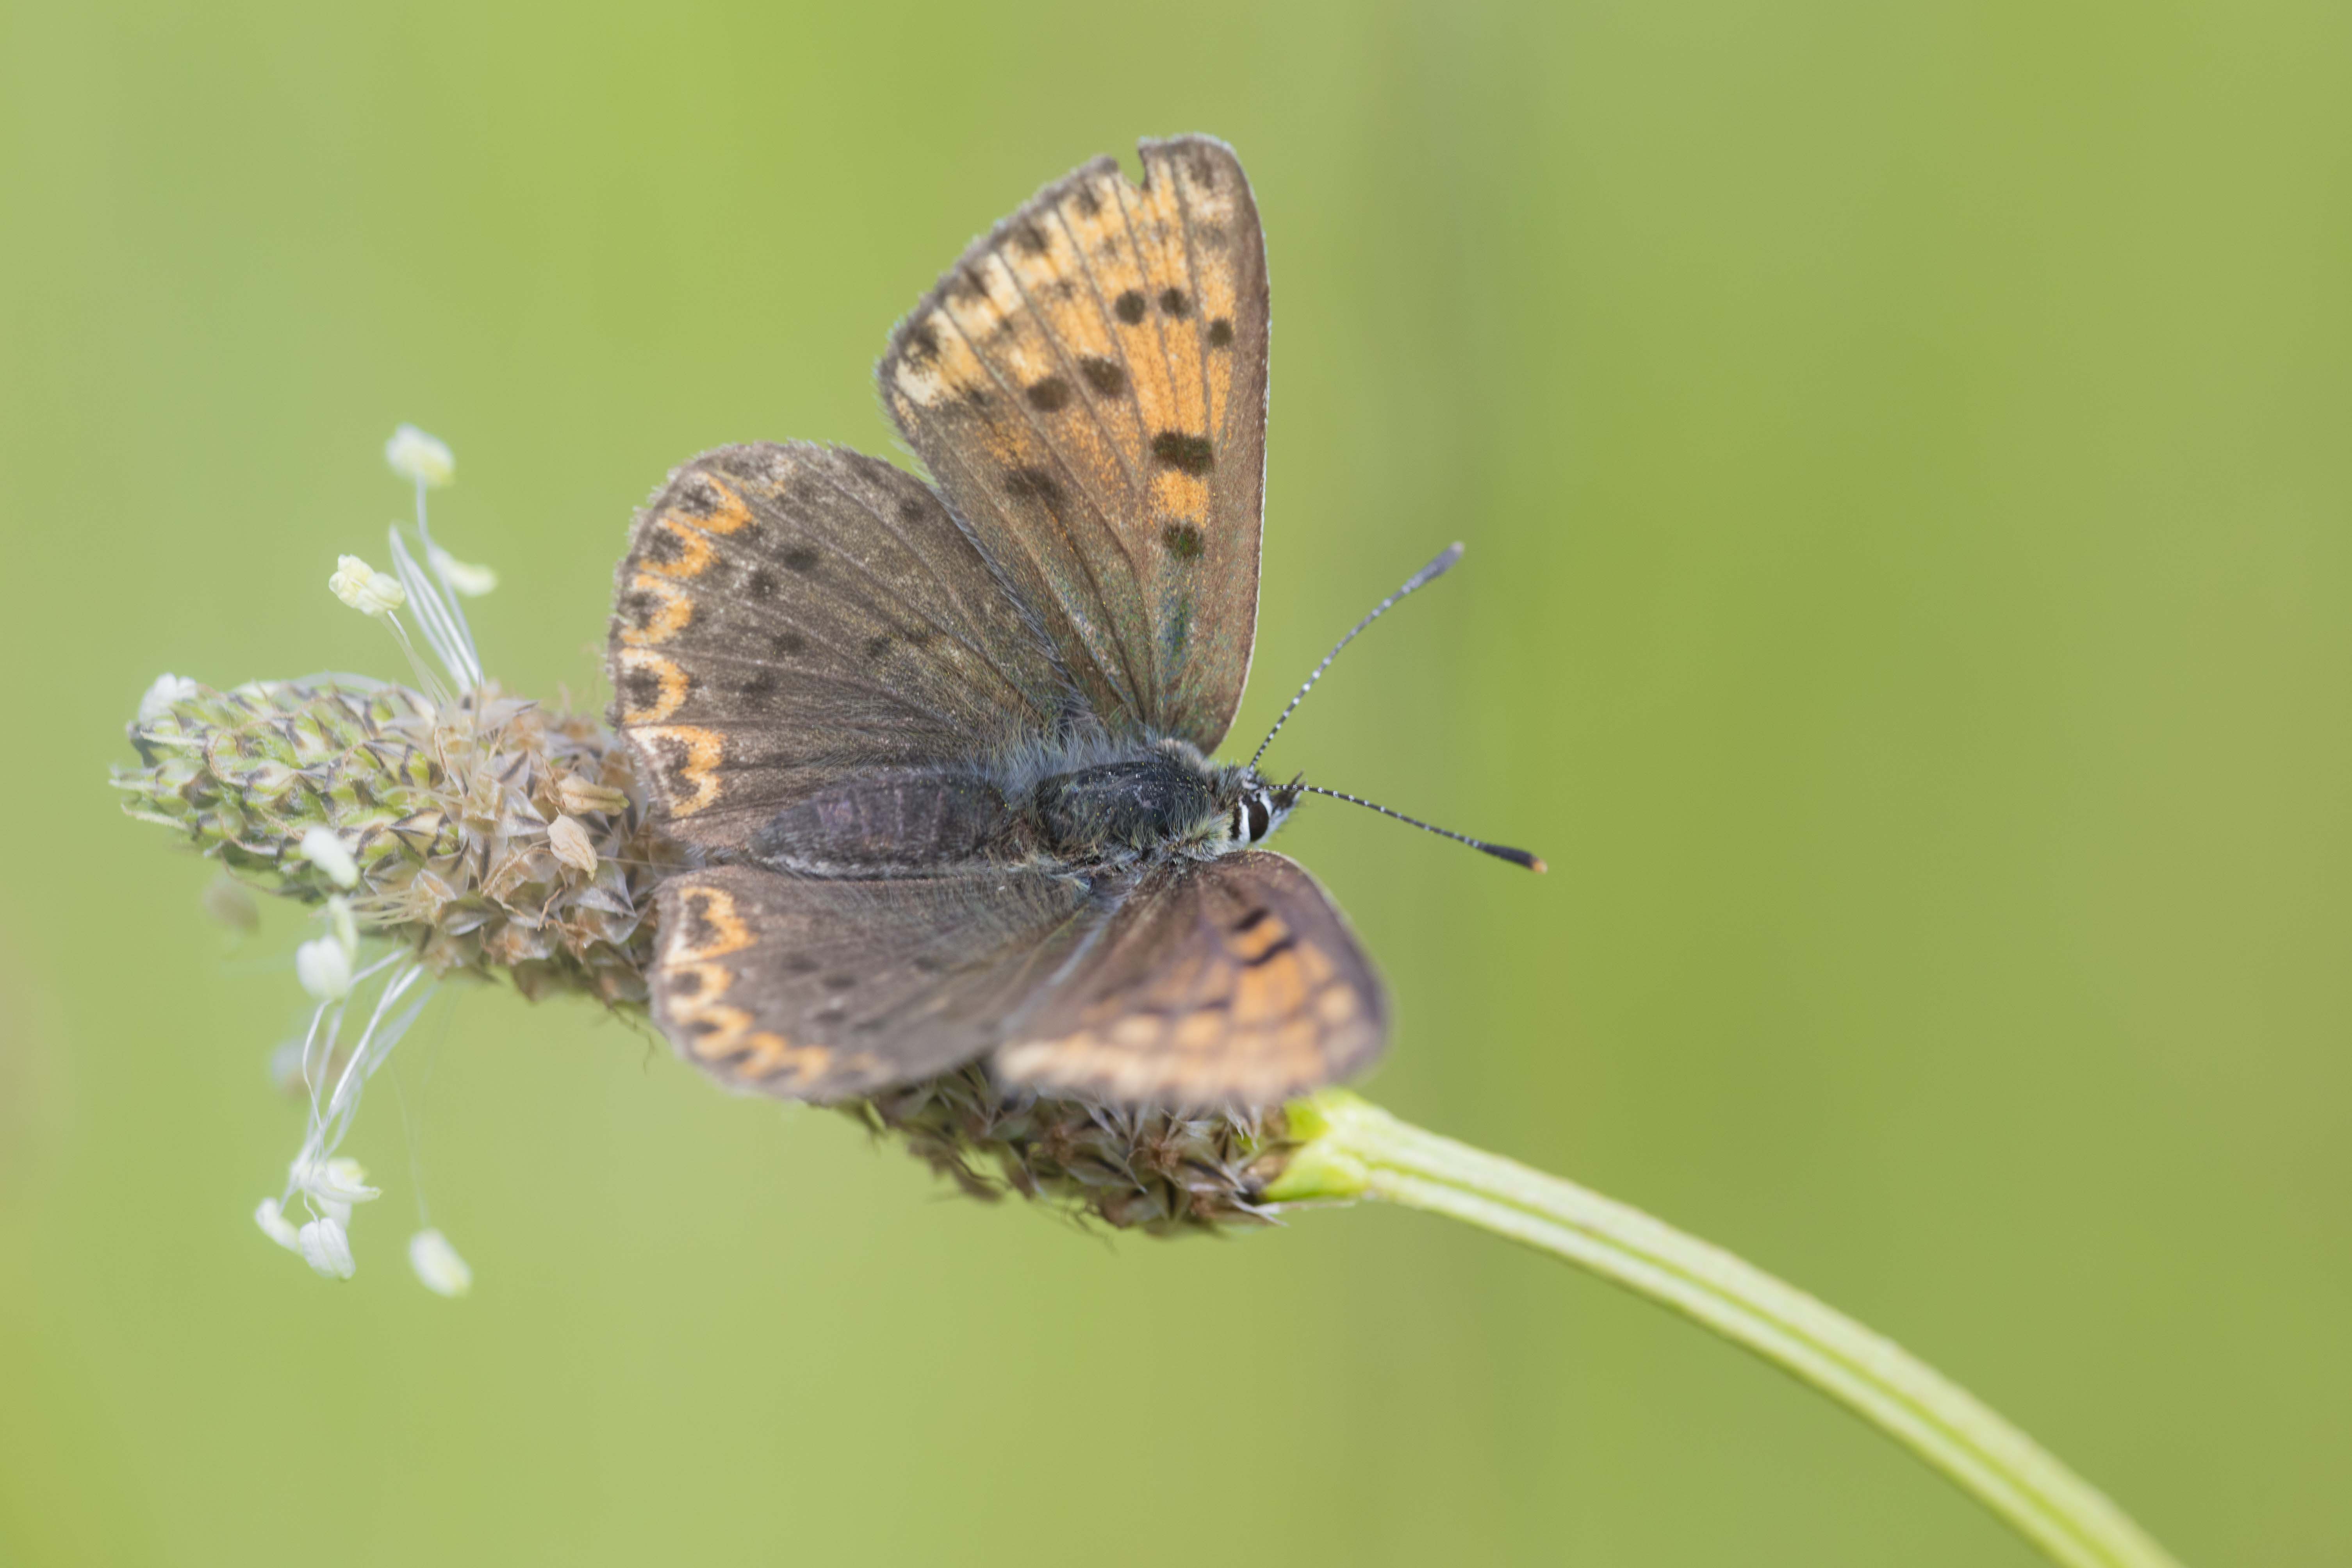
[1299, 784, 1546, 873]
[1249, 542, 1465, 771]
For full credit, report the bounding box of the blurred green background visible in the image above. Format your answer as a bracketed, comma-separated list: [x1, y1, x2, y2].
[3, 2, 2347, 1563]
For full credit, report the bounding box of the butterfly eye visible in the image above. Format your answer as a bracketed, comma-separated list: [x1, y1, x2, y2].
[1244, 794, 1272, 843]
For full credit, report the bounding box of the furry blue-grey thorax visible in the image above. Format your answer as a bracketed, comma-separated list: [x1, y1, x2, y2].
[736, 735, 1297, 881]
[1030, 739, 1295, 862]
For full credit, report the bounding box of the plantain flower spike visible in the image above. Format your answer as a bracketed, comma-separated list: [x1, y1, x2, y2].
[118, 426, 1303, 1304]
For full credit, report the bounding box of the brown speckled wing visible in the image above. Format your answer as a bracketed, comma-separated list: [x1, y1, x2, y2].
[607, 441, 1077, 850]
[650, 864, 1098, 1102]
[877, 135, 1271, 754]
[993, 851, 1386, 1108]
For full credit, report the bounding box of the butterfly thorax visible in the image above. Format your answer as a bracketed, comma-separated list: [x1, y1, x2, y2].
[1027, 739, 1291, 864]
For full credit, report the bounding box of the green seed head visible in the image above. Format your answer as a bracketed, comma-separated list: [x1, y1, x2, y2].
[115, 677, 672, 1005]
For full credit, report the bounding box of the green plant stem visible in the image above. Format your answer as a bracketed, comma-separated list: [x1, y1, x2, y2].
[1266, 1092, 2183, 1568]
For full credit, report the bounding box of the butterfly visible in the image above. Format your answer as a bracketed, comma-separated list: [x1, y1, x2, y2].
[607, 135, 1533, 1110]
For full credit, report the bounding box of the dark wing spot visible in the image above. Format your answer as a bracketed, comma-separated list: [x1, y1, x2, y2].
[1026, 376, 1072, 412]
[1161, 523, 1204, 560]
[747, 568, 779, 600]
[1207, 318, 1235, 348]
[1074, 186, 1101, 217]
[1079, 357, 1127, 396]
[911, 954, 945, 974]
[622, 667, 666, 711]
[1013, 222, 1049, 255]
[779, 953, 820, 975]
[949, 267, 989, 303]
[904, 323, 938, 360]
[1114, 290, 1147, 324]
[1004, 468, 1062, 505]
[771, 630, 806, 656]
[667, 968, 704, 997]
[676, 888, 726, 952]
[674, 479, 719, 518]
[620, 591, 657, 628]
[781, 546, 820, 574]
[1233, 906, 1273, 932]
[1158, 287, 1190, 318]
[642, 528, 685, 565]
[736, 671, 779, 701]
[896, 496, 929, 524]
[665, 749, 712, 796]
[1240, 935, 1299, 969]
[1150, 432, 1215, 475]
[863, 633, 893, 660]
[821, 973, 859, 992]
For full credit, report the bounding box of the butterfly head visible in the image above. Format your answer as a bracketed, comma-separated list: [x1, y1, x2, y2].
[1223, 772, 1300, 850]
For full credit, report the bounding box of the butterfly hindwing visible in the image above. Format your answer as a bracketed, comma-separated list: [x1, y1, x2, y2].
[608, 442, 1074, 848]
[992, 851, 1386, 1107]
[879, 135, 1271, 754]
[651, 864, 1099, 1102]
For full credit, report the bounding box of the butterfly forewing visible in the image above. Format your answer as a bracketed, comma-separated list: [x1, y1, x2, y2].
[608, 442, 1073, 847]
[992, 851, 1386, 1107]
[651, 864, 1100, 1101]
[879, 135, 1270, 753]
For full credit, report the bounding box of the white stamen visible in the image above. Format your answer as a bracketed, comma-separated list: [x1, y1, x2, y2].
[295, 936, 353, 1000]
[254, 1198, 302, 1251]
[301, 827, 360, 889]
[326, 894, 358, 955]
[387, 527, 483, 691]
[298, 1215, 357, 1279]
[286, 959, 431, 1189]
[295, 1154, 382, 1208]
[330, 554, 407, 617]
[408, 1229, 473, 1297]
[384, 424, 455, 488]
[139, 673, 199, 725]
[427, 544, 498, 597]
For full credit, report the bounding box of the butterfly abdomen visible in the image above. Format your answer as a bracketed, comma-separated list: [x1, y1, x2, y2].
[744, 773, 1029, 876]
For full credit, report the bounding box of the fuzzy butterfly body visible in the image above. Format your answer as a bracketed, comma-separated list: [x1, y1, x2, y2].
[609, 136, 1385, 1109]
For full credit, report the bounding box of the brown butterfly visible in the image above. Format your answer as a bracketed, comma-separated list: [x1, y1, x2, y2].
[607, 136, 1536, 1110]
